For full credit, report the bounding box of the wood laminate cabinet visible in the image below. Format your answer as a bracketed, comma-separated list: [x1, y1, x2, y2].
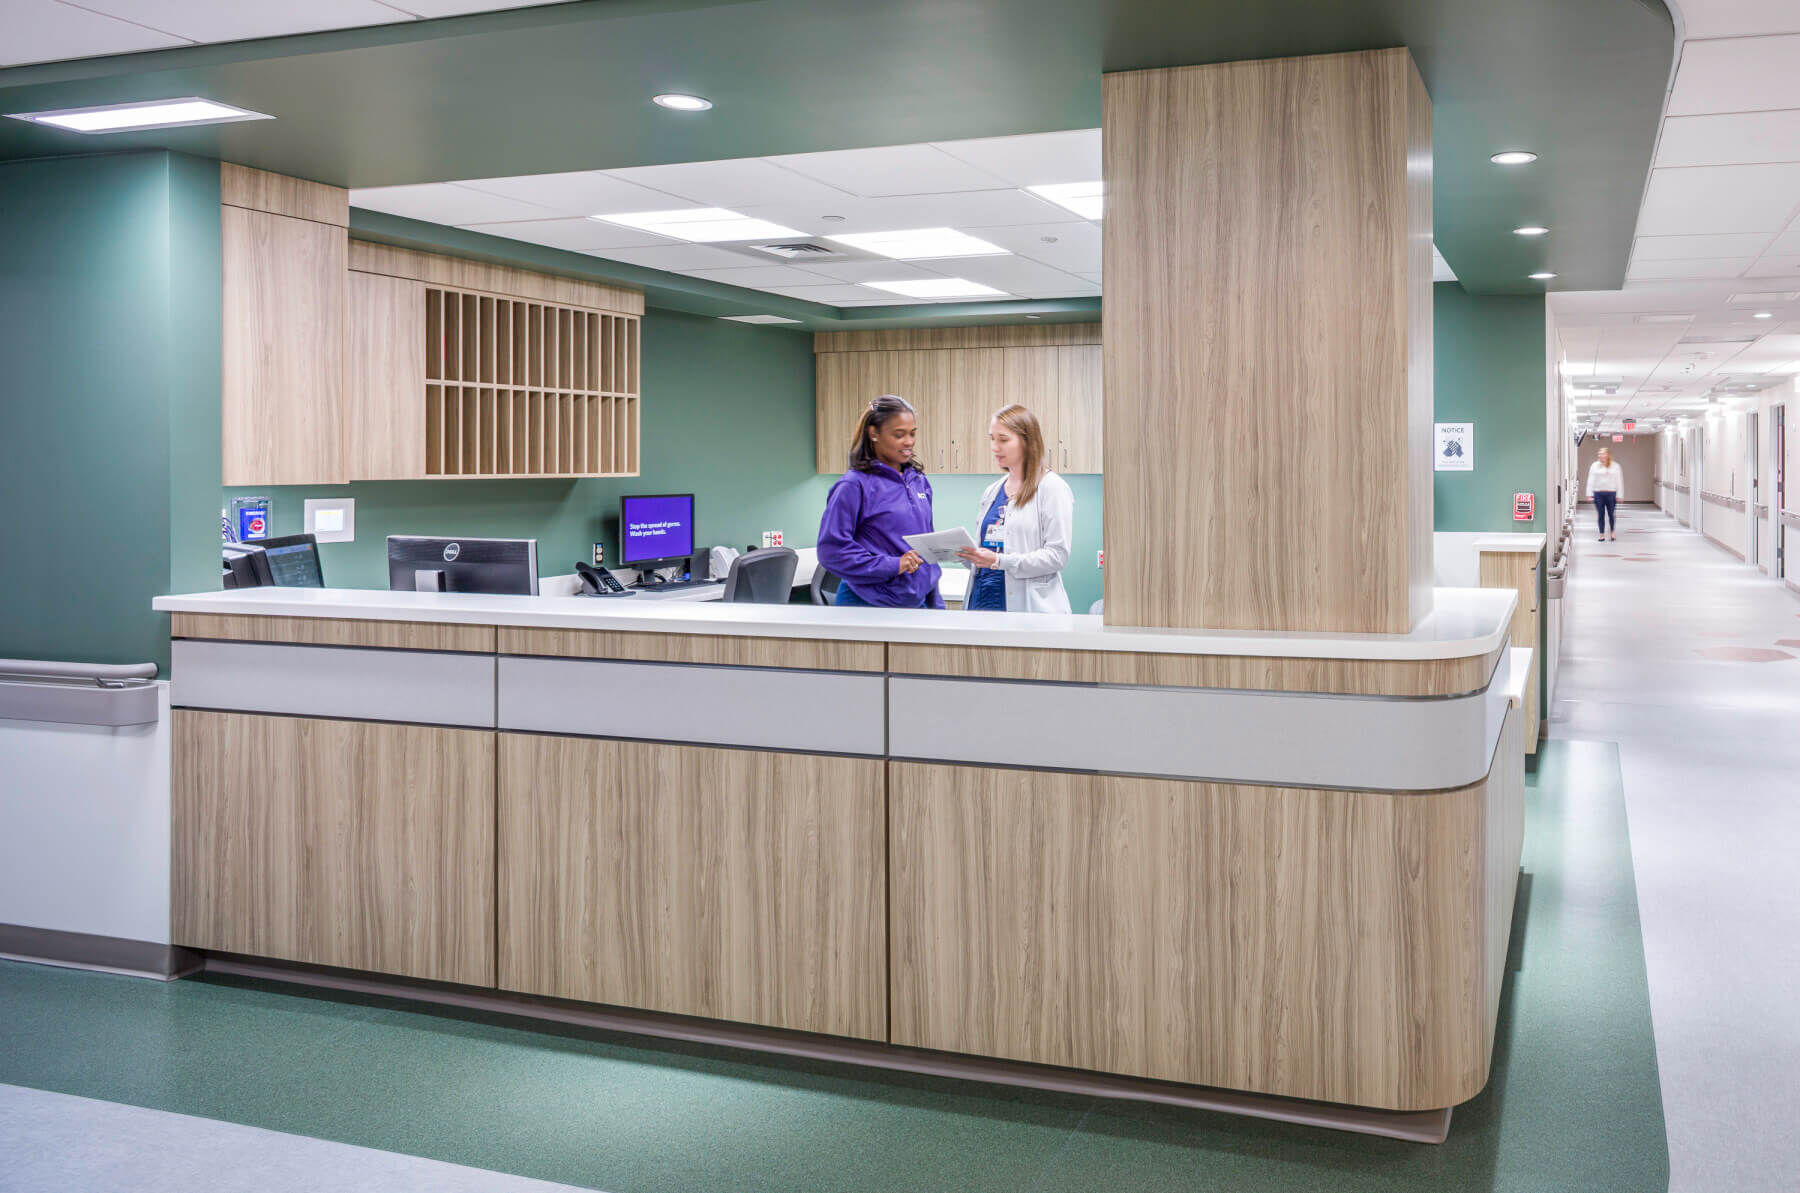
[221, 205, 347, 485]
[171, 710, 496, 986]
[814, 326, 1101, 475]
[497, 734, 887, 1040]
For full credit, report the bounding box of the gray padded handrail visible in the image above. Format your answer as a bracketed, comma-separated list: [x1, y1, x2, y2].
[0, 659, 160, 726]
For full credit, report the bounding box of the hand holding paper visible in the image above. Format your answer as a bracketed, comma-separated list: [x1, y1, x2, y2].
[903, 527, 978, 566]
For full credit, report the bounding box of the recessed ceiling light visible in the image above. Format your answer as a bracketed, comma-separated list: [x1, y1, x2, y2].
[652, 93, 712, 112]
[860, 278, 1007, 299]
[1513, 225, 1549, 236]
[8, 97, 272, 134]
[1027, 181, 1104, 220]
[719, 314, 802, 324]
[591, 207, 803, 243]
[821, 214, 847, 222]
[1491, 151, 1537, 165]
[1753, 311, 1774, 319]
[1024, 314, 1041, 319]
[826, 228, 1008, 260]
[1529, 272, 1557, 280]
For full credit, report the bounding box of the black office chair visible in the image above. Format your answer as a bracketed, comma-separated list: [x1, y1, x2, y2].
[723, 547, 798, 604]
[809, 565, 842, 606]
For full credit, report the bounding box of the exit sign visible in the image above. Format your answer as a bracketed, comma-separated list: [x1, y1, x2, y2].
[1613, 434, 1625, 442]
[1623, 419, 1635, 431]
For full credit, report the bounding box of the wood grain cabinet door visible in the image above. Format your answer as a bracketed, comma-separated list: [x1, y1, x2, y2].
[497, 734, 887, 1040]
[172, 710, 495, 986]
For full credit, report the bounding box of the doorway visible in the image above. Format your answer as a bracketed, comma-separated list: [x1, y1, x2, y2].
[1774, 404, 1787, 580]
[1747, 412, 1760, 567]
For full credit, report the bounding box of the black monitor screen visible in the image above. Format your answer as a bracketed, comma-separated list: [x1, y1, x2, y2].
[385, 536, 538, 595]
[620, 494, 695, 565]
[261, 536, 324, 587]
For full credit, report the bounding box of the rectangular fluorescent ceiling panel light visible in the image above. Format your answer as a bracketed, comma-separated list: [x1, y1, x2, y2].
[8, 98, 272, 133]
[1633, 313, 1692, 324]
[591, 208, 803, 243]
[1728, 291, 1799, 304]
[719, 314, 802, 324]
[861, 278, 1007, 298]
[825, 228, 1008, 260]
[1028, 181, 1103, 219]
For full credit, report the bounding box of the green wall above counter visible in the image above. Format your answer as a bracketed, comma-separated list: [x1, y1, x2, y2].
[1433, 283, 1548, 534]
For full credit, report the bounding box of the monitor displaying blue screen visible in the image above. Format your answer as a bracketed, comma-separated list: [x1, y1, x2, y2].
[620, 494, 695, 565]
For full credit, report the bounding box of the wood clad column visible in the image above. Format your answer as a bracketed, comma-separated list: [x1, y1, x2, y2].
[1101, 49, 1434, 633]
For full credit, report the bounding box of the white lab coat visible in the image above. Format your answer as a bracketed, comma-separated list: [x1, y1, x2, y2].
[969, 472, 1074, 614]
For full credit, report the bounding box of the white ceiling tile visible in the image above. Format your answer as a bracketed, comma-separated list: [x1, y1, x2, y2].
[585, 243, 767, 271]
[795, 260, 942, 283]
[389, 1, 568, 15]
[1667, 34, 1800, 116]
[1655, 109, 1800, 168]
[678, 265, 841, 288]
[932, 129, 1102, 187]
[457, 217, 675, 252]
[1077, 272, 1102, 285]
[605, 158, 852, 207]
[765, 144, 1011, 198]
[1636, 163, 1800, 235]
[351, 183, 559, 224]
[1746, 255, 1800, 276]
[1633, 233, 1777, 260]
[455, 170, 689, 217]
[1766, 218, 1800, 254]
[922, 255, 1088, 296]
[1679, 1, 1800, 39]
[0, 0, 189, 66]
[736, 190, 1078, 237]
[969, 221, 1102, 273]
[71, 1, 407, 42]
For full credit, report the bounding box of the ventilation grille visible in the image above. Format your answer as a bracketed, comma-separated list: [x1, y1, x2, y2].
[749, 242, 843, 260]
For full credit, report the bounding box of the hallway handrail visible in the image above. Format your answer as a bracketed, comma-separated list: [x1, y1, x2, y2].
[0, 658, 161, 727]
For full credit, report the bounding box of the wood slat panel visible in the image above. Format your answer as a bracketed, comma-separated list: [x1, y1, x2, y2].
[815, 324, 1100, 352]
[888, 641, 1499, 696]
[172, 613, 495, 654]
[222, 207, 347, 485]
[889, 753, 1505, 1111]
[172, 711, 495, 986]
[498, 734, 886, 1039]
[349, 242, 643, 315]
[1101, 49, 1432, 632]
[220, 162, 348, 226]
[346, 271, 427, 480]
[500, 627, 884, 672]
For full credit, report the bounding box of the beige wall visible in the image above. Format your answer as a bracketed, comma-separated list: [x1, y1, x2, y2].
[1576, 433, 1656, 502]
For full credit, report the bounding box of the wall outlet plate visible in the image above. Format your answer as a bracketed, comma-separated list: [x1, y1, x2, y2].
[303, 498, 355, 543]
[761, 531, 773, 549]
[771, 530, 784, 547]
[1097, 549, 1105, 568]
[592, 542, 605, 566]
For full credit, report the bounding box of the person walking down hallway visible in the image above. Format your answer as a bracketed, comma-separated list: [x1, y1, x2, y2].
[1588, 446, 1624, 541]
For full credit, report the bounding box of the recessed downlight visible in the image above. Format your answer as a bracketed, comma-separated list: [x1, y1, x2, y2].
[1753, 311, 1774, 319]
[652, 93, 712, 112]
[1513, 225, 1549, 236]
[1491, 151, 1537, 165]
[8, 97, 271, 134]
[1529, 272, 1557, 281]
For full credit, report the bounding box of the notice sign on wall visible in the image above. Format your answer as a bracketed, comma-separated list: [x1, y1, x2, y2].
[1434, 422, 1474, 471]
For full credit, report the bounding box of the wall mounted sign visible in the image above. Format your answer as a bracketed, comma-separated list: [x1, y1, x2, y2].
[1434, 422, 1474, 471]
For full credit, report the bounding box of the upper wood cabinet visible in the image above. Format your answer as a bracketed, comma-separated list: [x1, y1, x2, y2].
[221, 175, 348, 486]
[814, 324, 1101, 476]
[219, 163, 645, 486]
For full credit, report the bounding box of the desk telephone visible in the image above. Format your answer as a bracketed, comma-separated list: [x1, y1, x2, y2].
[575, 561, 636, 597]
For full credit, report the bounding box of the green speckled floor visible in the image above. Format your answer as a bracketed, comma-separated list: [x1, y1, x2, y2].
[0, 741, 1666, 1192]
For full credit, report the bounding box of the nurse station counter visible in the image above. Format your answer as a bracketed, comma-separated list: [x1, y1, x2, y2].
[153, 583, 1528, 1141]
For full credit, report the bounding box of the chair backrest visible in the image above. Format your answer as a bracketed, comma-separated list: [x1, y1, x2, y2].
[809, 565, 841, 606]
[1088, 598, 1104, 614]
[723, 547, 798, 604]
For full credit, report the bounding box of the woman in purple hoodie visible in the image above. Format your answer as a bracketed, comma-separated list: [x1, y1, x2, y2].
[817, 394, 944, 609]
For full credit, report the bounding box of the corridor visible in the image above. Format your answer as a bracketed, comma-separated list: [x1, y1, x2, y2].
[1553, 504, 1800, 1192]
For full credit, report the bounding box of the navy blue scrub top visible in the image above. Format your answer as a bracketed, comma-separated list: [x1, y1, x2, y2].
[965, 485, 1010, 612]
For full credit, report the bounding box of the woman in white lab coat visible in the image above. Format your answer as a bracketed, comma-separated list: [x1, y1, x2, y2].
[956, 404, 1074, 614]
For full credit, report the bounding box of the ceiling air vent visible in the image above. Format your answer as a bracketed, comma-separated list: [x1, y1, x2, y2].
[749, 241, 843, 260]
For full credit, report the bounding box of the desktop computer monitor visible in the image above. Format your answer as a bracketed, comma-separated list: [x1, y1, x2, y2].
[619, 494, 695, 570]
[386, 536, 538, 595]
[260, 534, 325, 587]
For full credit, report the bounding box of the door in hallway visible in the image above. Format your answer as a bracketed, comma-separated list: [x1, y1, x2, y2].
[1746, 412, 1759, 567]
[1773, 405, 1786, 580]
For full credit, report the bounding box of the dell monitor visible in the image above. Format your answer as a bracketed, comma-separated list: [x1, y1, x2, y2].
[619, 494, 695, 573]
[386, 536, 538, 595]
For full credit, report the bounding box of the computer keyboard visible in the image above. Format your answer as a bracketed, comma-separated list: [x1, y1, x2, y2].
[636, 578, 723, 592]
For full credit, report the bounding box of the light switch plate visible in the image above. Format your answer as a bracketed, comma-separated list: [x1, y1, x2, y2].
[303, 498, 355, 543]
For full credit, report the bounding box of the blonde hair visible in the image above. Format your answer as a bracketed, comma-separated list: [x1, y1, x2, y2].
[992, 404, 1047, 507]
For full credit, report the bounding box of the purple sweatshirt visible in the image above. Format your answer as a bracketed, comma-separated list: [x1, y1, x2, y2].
[817, 463, 945, 608]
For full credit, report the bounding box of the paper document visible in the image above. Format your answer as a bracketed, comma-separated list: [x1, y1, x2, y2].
[903, 526, 977, 566]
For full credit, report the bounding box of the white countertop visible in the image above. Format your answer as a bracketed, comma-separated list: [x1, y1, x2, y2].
[1473, 533, 1548, 554]
[154, 586, 1516, 661]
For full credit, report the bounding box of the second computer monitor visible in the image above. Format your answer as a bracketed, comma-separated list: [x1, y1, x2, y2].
[619, 494, 695, 569]
[386, 536, 539, 595]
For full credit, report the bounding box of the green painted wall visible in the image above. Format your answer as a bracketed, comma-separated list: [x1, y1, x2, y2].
[0, 151, 220, 675]
[227, 307, 1106, 613]
[1434, 283, 1547, 533]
